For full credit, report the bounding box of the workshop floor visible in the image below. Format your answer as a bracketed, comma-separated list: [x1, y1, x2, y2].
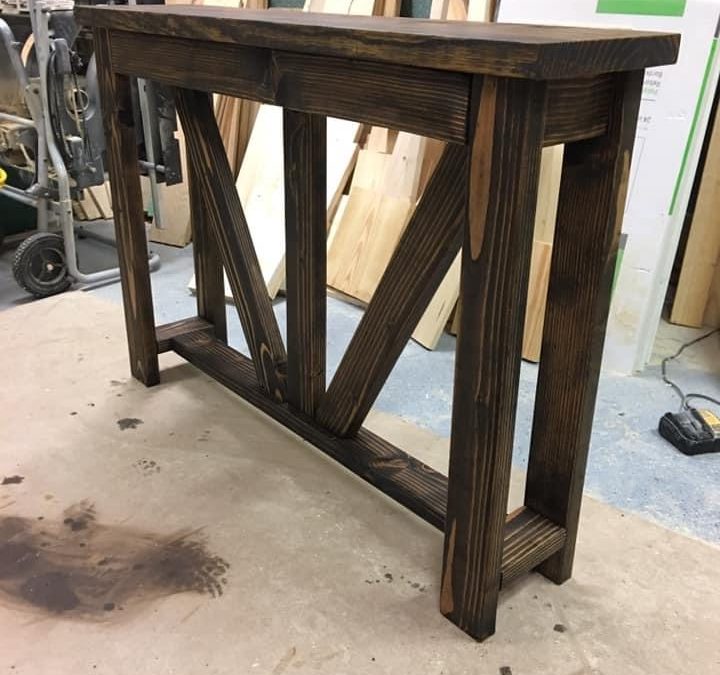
[1, 234, 719, 673]
[1, 291, 718, 675]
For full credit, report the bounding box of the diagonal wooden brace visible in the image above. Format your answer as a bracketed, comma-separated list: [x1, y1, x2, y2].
[175, 88, 287, 401]
[316, 142, 468, 436]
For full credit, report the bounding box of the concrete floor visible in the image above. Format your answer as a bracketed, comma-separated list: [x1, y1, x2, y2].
[3, 231, 718, 542]
[1, 291, 719, 674]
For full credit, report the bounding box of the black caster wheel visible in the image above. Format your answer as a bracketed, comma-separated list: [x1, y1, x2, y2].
[12, 232, 72, 298]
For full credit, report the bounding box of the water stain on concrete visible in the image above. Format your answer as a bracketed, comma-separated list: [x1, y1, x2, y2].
[1, 476, 24, 486]
[0, 502, 229, 619]
[117, 418, 143, 431]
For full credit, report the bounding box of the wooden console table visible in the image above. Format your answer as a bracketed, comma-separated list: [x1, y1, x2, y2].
[78, 4, 678, 641]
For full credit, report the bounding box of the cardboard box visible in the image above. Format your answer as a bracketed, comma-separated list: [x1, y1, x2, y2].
[497, 0, 720, 373]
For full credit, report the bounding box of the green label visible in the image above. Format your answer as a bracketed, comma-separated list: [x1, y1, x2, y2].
[596, 0, 686, 16]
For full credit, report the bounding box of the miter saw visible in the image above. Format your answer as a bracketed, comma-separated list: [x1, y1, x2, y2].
[0, 0, 181, 297]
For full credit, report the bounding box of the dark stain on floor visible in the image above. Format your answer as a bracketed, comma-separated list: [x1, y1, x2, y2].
[1, 476, 24, 486]
[0, 501, 229, 619]
[117, 418, 143, 431]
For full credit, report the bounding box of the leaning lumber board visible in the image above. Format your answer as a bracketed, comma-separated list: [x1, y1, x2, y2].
[704, 263, 720, 327]
[228, 0, 373, 299]
[670, 105, 720, 328]
[327, 0, 452, 305]
[413, 143, 564, 353]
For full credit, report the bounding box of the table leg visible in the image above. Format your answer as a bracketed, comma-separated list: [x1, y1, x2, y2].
[525, 71, 643, 583]
[187, 110, 227, 343]
[441, 76, 546, 641]
[94, 28, 159, 386]
[284, 109, 327, 417]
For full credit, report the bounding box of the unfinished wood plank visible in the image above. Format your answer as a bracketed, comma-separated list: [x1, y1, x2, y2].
[441, 75, 546, 641]
[147, 122, 192, 247]
[671, 104, 720, 328]
[525, 71, 643, 584]
[704, 265, 720, 327]
[522, 240, 553, 362]
[284, 109, 327, 415]
[326, 188, 414, 303]
[95, 27, 159, 386]
[175, 87, 287, 400]
[413, 251, 462, 349]
[521, 145, 564, 361]
[318, 144, 467, 437]
[414, 143, 564, 352]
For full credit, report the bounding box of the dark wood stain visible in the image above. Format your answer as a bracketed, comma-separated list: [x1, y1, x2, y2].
[317, 143, 468, 437]
[1, 476, 24, 486]
[174, 88, 287, 401]
[94, 27, 159, 386]
[284, 109, 327, 417]
[82, 3, 678, 643]
[441, 75, 546, 641]
[0, 503, 229, 618]
[76, 5, 680, 80]
[525, 71, 644, 584]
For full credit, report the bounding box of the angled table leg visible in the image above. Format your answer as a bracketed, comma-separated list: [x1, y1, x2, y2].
[94, 28, 159, 386]
[525, 71, 643, 584]
[440, 76, 547, 641]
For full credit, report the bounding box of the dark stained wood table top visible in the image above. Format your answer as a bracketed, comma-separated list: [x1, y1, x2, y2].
[77, 4, 679, 80]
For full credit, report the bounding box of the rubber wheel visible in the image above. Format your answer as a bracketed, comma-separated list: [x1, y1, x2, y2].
[12, 232, 72, 298]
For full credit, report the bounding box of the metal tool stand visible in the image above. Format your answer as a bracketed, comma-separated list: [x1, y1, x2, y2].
[0, 0, 160, 296]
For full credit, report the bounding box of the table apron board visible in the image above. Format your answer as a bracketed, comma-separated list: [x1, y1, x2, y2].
[107, 29, 614, 147]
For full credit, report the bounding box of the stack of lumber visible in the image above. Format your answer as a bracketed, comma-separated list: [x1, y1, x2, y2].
[73, 184, 113, 221]
[324, 0, 563, 361]
[189, 0, 378, 296]
[185, 0, 565, 362]
[670, 101, 720, 329]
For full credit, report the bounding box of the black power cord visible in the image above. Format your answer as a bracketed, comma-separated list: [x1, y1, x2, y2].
[660, 327, 720, 410]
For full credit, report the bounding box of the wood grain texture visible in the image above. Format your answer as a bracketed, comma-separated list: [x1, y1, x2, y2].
[525, 71, 644, 584]
[284, 109, 327, 416]
[544, 75, 613, 146]
[440, 75, 546, 641]
[704, 265, 720, 327]
[78, 5, 679, 80]
[671, 103, 720, 328]
[108, 31, 470, 144]
[318, 144, 467, 437]
[156, 316, 215, 353]
[326, 189, 413, 302]
[172, 330, 448, 529]
[94, 28, 159, 386]
[522, 240, 553, 363]
[188, 143, 227, 342]
[174, 87, 287, 400]
[169, 328, 569, 581]
[500, 507, 566, 587]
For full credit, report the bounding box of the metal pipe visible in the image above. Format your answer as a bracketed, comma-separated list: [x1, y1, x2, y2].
[0, 183, 44, 208]
[0, 111, 35, 127]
